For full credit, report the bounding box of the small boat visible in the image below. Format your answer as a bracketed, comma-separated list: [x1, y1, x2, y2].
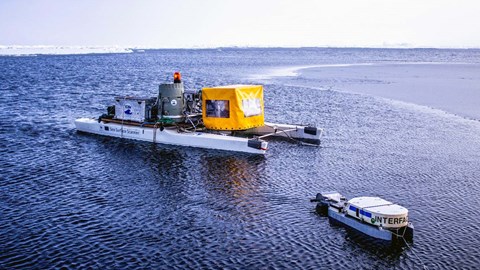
[75, 72, 322, 154]
[311, 191, 414, 242]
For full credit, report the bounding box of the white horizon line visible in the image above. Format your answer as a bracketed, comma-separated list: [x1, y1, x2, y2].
[1, 44, 480, 50]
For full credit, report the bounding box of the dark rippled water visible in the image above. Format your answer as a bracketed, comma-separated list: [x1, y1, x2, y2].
[1, 48, 480, 269]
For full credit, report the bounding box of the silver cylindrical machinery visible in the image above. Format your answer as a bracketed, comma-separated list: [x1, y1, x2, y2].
[158, 82, 185, 123]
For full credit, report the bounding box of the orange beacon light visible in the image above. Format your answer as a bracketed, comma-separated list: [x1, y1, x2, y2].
[173, 72, 181, 83]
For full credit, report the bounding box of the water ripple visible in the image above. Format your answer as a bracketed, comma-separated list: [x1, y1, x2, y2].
[1, 49, 480, 269]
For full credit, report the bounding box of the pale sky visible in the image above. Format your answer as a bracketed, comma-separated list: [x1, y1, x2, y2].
[1, 0, 480, 48]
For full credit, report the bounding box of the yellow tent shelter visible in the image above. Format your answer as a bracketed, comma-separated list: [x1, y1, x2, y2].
[202, 85, 265, 130]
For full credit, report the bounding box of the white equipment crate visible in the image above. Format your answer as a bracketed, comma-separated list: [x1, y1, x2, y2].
[114, 96, 156, 122]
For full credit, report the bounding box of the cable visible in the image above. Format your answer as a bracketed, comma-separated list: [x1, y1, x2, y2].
[388, 225, 427, 270]
[153, 122, 159, 144]
[120, 97, 125, 138]
[402, 236, 428, 270]
[259, 125, 320, 146]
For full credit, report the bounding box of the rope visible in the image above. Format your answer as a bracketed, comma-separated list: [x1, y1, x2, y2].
[388, 226, 427, 270]
[258, 127, 297, 139]
[401, 236, 428, 270]
[153, 122, 159, 144]
[184, 113, 197, 132]
[120, 97, 126, 138]
[260, 125, 319, 147]
[363, 203, 394, 209]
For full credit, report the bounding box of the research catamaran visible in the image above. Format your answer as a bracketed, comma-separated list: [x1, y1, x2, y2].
[75, 72, 322, 154]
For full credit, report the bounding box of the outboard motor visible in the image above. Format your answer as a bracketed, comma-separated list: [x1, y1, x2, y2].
[158, 72, 185, 123]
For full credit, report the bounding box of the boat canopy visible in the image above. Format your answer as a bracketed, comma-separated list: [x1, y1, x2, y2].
[347, 196, 409, 229]
[202, 85, 265, 130]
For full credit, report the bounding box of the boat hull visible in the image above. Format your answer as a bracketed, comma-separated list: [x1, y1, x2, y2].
[328, 207, 414, 241]
[74, 118, 267, 154]
[328, 207, 394, 241]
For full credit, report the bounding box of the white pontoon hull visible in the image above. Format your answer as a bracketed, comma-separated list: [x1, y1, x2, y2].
[75, 117, 322, 154]
[75, 118, 267, 154]
[328, 208, 394, 241]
